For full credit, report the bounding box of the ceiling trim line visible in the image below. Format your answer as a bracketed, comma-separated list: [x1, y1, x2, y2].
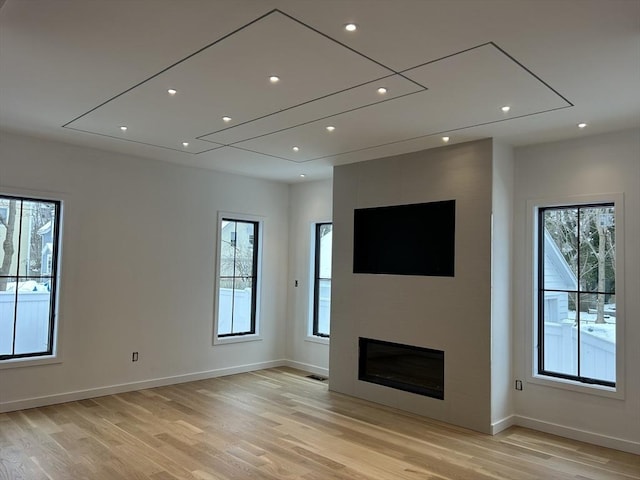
[197, 80, 424, 144]
[296, 104, 575, 163]
[61, 8, 282, 128]
[399, 41, 573, 108]
[212, 90, 427, 149]
[488, 41, 574, 107]
[273, 9, 427, 91]
[226, 145, 294, 162]
[63, 126, 224, 155]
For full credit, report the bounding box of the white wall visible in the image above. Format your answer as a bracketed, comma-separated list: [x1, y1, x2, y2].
[3, 126, 637, 453]
[329, 139, 495, 434]
[0, 131, 290, 411]
[491, 141, 514, 432]
[285, 179, 332, 375]
[513, 129, 640, 454]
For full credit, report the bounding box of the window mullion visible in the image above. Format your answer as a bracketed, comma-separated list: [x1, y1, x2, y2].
[10, 199, 25, 357]
[230, 221, 237, 334]
[576, 207, 582, 379]
[312, 222, 331, 338]
[216, 217, 259, 339]
[1, 195, 61, 361]
[538, 208, 545, 374]
[46, 201, 60, 352]
[250, 221, 258, 332]
[537, 202, 617, 388]
[313, 223, 320, 335]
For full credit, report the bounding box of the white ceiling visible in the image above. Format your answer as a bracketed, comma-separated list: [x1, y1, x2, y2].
[1, 0, 638, 182]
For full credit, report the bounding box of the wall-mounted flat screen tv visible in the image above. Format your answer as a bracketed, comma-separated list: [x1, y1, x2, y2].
[353, 200, 455, 276]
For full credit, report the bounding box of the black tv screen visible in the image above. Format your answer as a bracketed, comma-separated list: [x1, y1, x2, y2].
[353, 200, 455, 276]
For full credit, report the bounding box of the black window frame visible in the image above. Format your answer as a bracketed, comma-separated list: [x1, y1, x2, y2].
[537, 202, 616, 388]
[217, 217, 259, 338]
[0, 194, 61, 360]
[312, 222, 332, 338]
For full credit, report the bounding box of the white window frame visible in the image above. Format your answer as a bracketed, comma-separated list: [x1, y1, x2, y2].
[213, 211, 263, 345]
[0, 186, 66, 370]
[525, 193, 625, 399]
[306, 221, 331, 344]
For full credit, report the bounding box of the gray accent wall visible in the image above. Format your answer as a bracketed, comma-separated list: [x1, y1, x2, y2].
[329, 139, 502, 434]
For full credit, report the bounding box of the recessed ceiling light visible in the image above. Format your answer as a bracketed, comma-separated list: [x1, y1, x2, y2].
[182, 142, 189, 147]
[222, 116, 232, 123]
[501, 105, 511, 113]
[377, 87, 388, 94]
[167, 89, 177, 95]
[442, 136, 450, 143]
[326, 126, 336, 132]
[120, 126, 128, 132]
[345, 23, 357, 32]
[292, 146, 300, 152]
[578, 122, 588, 129]
[300, 174, 306, 178]
[269, 75, 280, 83]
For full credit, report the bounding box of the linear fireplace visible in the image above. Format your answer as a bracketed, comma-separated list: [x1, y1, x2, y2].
[358, 338, 444, 400]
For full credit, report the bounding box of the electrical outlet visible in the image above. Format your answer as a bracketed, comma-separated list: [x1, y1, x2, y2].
[132, 352, 139, 362]
[515, 379, 523, 391]
[295, 280, 299, 287]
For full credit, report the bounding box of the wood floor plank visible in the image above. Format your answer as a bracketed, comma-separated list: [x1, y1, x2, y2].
[1, 367, 638, 480]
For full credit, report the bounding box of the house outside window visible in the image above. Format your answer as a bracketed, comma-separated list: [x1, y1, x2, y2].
[214, 214, 261, 342]
[0, 195, 61, 360]
[312, 222, 332, 337]
[537, 203, 617, 388]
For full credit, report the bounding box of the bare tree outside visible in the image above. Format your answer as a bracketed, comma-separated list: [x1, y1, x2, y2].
[0, 199, 17, 292]
[0, 195, 60, 359]
[27, 201, 54, 275]
[219, 221, 255, 290]
[544, 206, 615, 324]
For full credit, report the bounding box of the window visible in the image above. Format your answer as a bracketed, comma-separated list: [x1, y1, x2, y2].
[537, 203, 616, 387]
[0, 195, 61, 360]
[312, 222, 332, 337]
[215, 215, 260, 340]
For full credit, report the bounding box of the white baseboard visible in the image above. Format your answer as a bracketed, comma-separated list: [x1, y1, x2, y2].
[283, 359, 329, 378]
[513, 415, 640, 455]
[491, 415, 516, 434]
[0, 359, 287, 413]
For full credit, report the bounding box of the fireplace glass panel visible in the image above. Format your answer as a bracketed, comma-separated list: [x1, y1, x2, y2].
[358, 337, 444, 400]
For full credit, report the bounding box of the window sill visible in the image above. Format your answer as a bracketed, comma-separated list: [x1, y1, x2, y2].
[0, 354, 62, 370]
[214, 334, 262, 345]
[305, 335, 329, 345]
[528, 373, 623, 400]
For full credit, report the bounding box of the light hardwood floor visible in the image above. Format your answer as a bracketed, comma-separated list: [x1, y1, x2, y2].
[1, 367, 638, 480]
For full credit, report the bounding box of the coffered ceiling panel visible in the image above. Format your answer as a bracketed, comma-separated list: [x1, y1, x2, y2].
[200, 74, 424, 145]
[234, 43, 572, 162]
[402, 43, 571, 115]
[64, 9, 402, 153]
[2, 0, 638, 181]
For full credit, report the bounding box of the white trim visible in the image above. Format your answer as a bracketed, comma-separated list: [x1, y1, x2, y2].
[308, 220, 332, 338]
[0, 186, 67, 368]
[284, 359, 329, 378]
[525, 193, 625, 398]
[513, 415, 640, 455]
[305, 335, 329, 345]
[214, 333, 263, 345]
[0, 355, 62, 370]
[307, 222, 316, 337]
[491, 415, 516, 435]
[527, 373, 620, 399]
[0, 359, 287, 413]
[213, 211, 264, 345]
